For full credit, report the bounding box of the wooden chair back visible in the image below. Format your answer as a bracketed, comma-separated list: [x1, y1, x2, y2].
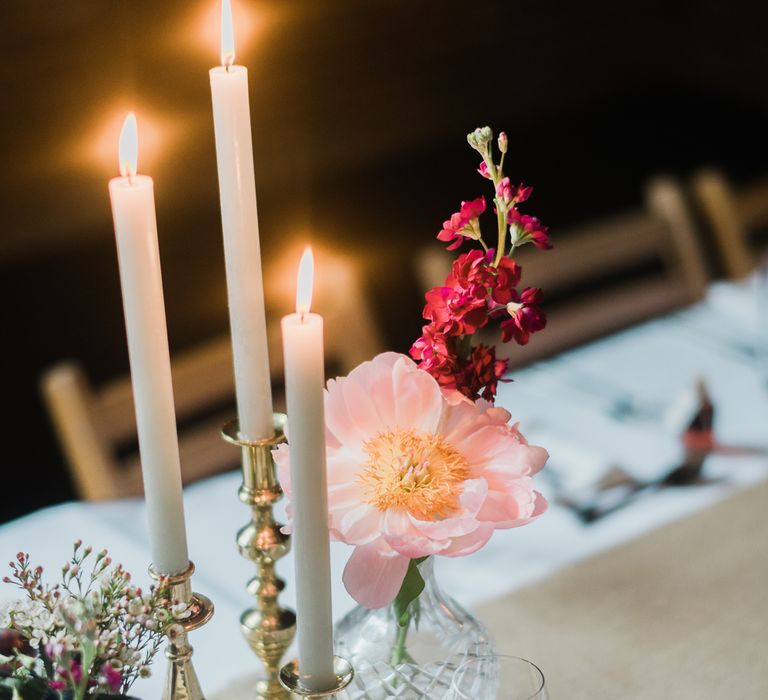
[692, 169, 768, 278]
[41, 336, 238, 501]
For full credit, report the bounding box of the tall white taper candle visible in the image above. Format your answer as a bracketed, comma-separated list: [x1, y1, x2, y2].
[210, 0, 273, 440]
[108, 114, 189, 575]
[281, 247, 336, 691]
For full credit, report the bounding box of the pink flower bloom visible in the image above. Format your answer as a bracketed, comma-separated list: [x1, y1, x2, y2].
[436, 197, 487, 250]
[274, 353, 548, 608]
[460, 196, 486, 221]
[490, 256, 521, 305]
[465, 344, 510, 402]
[501, 288, 547, 345]
[477, 161, 492, 179]
[496, 179, 534, 206]
[507, 209, 551, 250]
[437, 212, 467, 251]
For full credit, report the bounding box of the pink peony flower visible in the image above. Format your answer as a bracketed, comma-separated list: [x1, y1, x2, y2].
[274, 353, 548, 608]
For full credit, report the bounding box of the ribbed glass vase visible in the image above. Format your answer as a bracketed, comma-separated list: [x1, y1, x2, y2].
[334, 558, 494, 699]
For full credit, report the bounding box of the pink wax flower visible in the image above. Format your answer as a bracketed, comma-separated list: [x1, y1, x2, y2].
[274, 353, 548, 608]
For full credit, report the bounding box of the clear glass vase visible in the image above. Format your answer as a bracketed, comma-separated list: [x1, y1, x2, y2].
[334, 558, 495, 699]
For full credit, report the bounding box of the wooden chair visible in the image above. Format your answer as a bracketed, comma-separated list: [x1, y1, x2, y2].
[416, 176, 709, 367]
[41, 336, 238, 501]
[42, 249, 384, 501]
[692, 169, 768, 278]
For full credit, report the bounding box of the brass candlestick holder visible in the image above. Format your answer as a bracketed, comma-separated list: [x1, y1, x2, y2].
[279, 657, 354, 698]
[149, 561, 214, 700]
[222, 415, 297, 699]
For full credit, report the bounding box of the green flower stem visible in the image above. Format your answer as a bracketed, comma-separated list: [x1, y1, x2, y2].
[389, 607, 411, 667]
[482, 150, 507, 267]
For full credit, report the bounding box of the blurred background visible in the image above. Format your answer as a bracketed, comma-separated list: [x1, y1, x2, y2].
[3, 0, 768, 520]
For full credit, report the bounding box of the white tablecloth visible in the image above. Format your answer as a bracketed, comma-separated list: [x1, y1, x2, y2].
[2, 279, 767, 697]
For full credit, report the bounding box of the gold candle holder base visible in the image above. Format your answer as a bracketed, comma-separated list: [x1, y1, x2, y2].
[223, 415, 297, 700]
[149, 561, 214, 700]
[279, 657, 354, 698]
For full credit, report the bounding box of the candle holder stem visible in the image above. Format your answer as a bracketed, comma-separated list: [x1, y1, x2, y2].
[223, 415, 297, 700]
[149, 561, 214, 700]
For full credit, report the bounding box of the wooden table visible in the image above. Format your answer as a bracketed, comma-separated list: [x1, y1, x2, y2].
[477, 481, 768, 699]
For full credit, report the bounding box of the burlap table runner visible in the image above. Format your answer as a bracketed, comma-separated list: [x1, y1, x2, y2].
[213, 481, 768, 698]
[478, 481, 768, 699]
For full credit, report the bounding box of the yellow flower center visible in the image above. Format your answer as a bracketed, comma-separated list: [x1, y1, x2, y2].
[361, 429, 469, 520]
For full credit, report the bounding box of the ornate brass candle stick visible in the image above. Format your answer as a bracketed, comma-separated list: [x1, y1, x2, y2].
[149, 561, 214, 700]
[222, 414, 297, 699]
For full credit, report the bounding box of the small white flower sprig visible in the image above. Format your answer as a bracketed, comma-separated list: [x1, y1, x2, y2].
[0, 540, 189, 699]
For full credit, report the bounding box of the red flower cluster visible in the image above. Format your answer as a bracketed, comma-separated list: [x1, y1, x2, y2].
[410, 249, 546, 401]
[412, 125, 552, 402]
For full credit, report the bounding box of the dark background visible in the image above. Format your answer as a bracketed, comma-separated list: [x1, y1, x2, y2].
[2, 0, 767, 521]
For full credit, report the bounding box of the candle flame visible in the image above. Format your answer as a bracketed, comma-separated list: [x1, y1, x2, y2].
[221, 0, 235, 67]
[296, 246, 314, 315]
[118, 112, 138, 178]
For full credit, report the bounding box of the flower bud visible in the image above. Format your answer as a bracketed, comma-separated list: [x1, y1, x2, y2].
[498, 131, 508, 154]
[466, 126, 493, 152]
[83, 545, 92, 556]
[73, 540, 82, 550]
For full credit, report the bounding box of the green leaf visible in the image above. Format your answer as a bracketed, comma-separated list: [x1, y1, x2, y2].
[392, 557, 427, 628]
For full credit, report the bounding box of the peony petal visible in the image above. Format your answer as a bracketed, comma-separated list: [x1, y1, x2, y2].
[335, 503, 383, 545]
[326, 451, 366, 486]
[383, 509, 450, 557]
[391, 357, 444, 433]
[342, 541, 410, 608]
[272, 443, 292, 495]
[441, 522, 495, 557]
[478, 480, 548, 529]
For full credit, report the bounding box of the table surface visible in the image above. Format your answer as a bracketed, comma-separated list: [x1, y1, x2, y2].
[2, 278, 767, 698]
[476, 480, 768, 700]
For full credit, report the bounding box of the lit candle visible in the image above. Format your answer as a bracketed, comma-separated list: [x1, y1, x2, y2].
[281, 247, 335, 691]
[209, 0, 273, 440]
[108, 113, 189, 575]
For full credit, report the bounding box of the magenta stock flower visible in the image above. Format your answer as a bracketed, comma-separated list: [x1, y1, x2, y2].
[496, 178, 533, 206]
[99, 662, 123, 692]
[501, 287, 547, 345]
[423, 248, 495, 336]
[508, 209, 551, 250]
[273, 353, 548, 608]
[437, 197, 487, 250]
